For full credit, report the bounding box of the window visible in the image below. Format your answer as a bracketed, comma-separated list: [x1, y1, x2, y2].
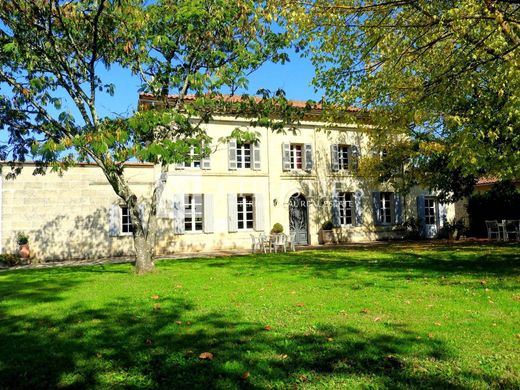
[424, 197, 436, 225]
[184, 146, 201, 168]
[290, 144, 303, 169]
[236, 143, 252, 169]
[338, 192, 353, 225]
[237, 195, 254, 230]
[338, 145, 350, 170]
[121, 206, 133, 234]
[380, 192, 392, 224]
[184, 194, 203, 232]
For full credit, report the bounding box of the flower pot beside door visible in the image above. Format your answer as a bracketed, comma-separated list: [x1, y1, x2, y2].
[16, 232, 30, 262]
[319, 221, 335, 245]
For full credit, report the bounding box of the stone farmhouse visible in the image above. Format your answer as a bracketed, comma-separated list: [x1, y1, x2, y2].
[0, 94, 456, 261]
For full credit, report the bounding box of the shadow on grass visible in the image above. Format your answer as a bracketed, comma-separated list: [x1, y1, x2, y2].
[0, 270, 518, 389]
[181, 242, 520, 285]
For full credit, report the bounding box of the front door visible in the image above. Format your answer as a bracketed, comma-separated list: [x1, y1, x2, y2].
[424, 197, 438, 238]
[289, 193, 308, 245]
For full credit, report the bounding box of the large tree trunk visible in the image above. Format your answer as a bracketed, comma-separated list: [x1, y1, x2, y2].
[134, 233, 155, 274]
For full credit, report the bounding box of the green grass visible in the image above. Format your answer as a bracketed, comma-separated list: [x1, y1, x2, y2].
[0, 242, 519, 389]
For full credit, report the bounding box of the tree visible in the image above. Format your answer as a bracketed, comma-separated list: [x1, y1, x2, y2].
[0, 0, 295, 273]
[282, 0, 520, 192]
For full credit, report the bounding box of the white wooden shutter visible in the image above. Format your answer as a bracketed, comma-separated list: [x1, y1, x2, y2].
[304, 143, 313, 171]
[228, 139, 237, 170]
[438, 200, 448, 228]
[173, 193, 185, 234]
[203, 194, 214, 233]
[282, 142, 291, 171]
[331, 144, 339, 171]
[108, 204, 121, 237]
[394, 193, 403, 225]
[372, 192, 381, 225]
[253, 193, 265, 231]
[252, 142, 261, 170]
[227, 194, 238, 232]
[350, 145, 360, 171]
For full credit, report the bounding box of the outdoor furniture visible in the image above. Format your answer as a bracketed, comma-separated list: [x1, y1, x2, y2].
[485, 220, 501, 240]
[271, 233, 287, 253]
[250, 234, 262, 253]
[287, 232, 296, 251]
[503, 220, 519, 241]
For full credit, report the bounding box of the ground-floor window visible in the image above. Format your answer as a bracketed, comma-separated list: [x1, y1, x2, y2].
[380, 192, 392, 224]
[121, 206, 133, 234]
[424, 197, 436, 225]
[338, 192, 353, 225]
[237, 194, 254, 230]
[184, 194, 203, 232]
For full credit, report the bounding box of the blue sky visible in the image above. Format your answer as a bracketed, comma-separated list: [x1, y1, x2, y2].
[94, 53, 322, 119]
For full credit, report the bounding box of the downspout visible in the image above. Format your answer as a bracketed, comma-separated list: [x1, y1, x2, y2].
[0, 174, 3, 254]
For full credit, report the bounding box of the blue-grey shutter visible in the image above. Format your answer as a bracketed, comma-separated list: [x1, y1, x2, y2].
[354, 190, 364, 226]
[228, 139, 237, 170]
[332, 192, 341, 227]
[253, 193, 265, 231]
[109, 204, 121, 236]
[372, 192, 381, 225]
[394, 193, 403, 225]
[252, 142, 261, 171]
[203, 194, 214, 233]
[331, 144, 339, 172]
[173, 193, 185, 234]
[282, 142, 291, 171]
[227, 194, 238, 232]
[304, 143, 313, 171]
[351, 145, 360, 171]
[416, 195, 426, 237]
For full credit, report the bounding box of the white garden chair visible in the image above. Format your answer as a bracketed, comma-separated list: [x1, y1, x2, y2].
[287, 232, 297, 251]
[485, 220, 501, 240]
[271, 233, 287, 253]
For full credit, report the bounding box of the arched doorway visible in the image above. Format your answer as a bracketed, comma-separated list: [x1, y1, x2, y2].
[289, 193, 309, 245]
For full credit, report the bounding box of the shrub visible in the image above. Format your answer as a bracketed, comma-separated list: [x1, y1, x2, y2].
[16, 232, 29, 245]
[271, 223, 284, 234]
[321, 221, 334, 230]
[0, 254, 22, 267]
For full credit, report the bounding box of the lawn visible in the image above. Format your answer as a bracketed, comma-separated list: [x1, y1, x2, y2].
[0, 242, 519, 389]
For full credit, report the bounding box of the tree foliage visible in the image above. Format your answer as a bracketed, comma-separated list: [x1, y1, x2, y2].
[282, 0, 520, 193]
[0, 0, 298, 273]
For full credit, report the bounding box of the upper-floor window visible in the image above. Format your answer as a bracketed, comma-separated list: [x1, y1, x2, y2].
[121, 206, 133, 234]
[338, 192, 353, 225]
[290, 144, 303, 170]
[237, 195, 254, 230]
[184, 194, 203, 232]
[282, 143, 313, 172]
[331, 144, 359, 172]
[184, 146, 201, 168]
[236, 143, 252, 169]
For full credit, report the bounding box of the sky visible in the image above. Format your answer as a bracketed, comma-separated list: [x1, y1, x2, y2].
[93, 52, 322, 119]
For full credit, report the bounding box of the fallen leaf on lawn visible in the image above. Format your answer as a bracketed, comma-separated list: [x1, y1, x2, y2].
[151, 294, 160, 300]
[428, 333, 434, 338]
[404, 300, 411, 305]
[279, 354, 288, 359]
[416, 336, 422, 340]
[153, 303, 161, 311]
[264, 325, 272, 331]
[374, 317, 381, 322]
[241, 371, 250, 380]
[199, 352, 214, 360]
[96, 352, 102, 358]
[480, 280, 487, 285]
[434, 322, 441, 326]
[175, 321, 182, 325]
[145, 338, 153, 345]
[512, 295, 520, 302]
[295, 303, 305, 307]
[327, 337, 334, 342]
[360, 308, 370, 314]
[175, 284, 183, 288]
[187, 321, 192, 325]
[290, 291, 296, 295]
[488, 300, 495, 304]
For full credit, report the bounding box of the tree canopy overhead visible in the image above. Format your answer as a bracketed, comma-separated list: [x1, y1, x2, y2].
[0, 0, 295, 273]
[283, 0, 520, 189]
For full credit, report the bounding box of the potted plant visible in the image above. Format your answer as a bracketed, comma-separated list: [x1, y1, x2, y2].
[16, 232, 30, 260]
[319, 221, 335, 244]
[270, 223, 284, 234]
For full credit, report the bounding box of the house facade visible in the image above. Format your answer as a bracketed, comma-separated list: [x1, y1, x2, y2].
[0, 97, 456, 261]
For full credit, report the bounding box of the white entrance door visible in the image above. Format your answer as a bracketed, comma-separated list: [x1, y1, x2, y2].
[424, 197, 438, 238]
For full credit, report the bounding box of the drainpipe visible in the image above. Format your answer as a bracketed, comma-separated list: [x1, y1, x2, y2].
[0, 174, 3, 254]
